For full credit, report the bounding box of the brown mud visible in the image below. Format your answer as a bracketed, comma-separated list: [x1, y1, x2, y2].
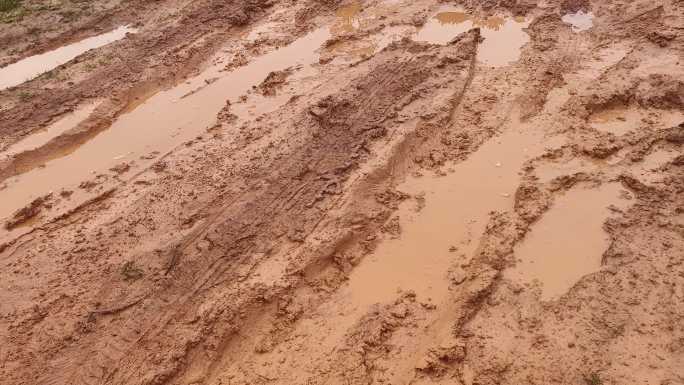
[0, 0, 683, 384]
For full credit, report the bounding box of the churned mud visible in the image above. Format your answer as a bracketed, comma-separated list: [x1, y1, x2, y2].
[0, 0, 683, 384]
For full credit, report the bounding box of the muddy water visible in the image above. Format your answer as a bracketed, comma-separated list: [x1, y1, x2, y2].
[344, 124, 563, 310]
[0, 26, 136, 90]
[0, 28, 330, 223]
[589, 106, 683, 136]
[212, 121, 565, 384]
[507, 183, 630, 300]
[589, 106, 640, 135]
[562, 10, 594, 32]
[0, 101, 101, 159]
[414, 6, 530, 67]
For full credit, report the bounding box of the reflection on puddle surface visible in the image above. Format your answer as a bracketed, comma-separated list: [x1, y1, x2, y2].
[333, 1, 363, 33]
[414, 7, 530, 67]
[0, 27, 331, 222]
[0, 26, 136, 90]
[562, 10, 594, 32]
[1, 101, 101, 159]
[508, 183, 630, 300]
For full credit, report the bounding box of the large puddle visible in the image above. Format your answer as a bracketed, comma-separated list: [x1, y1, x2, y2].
[507, 183, 631, 299]
[414, 6, 530, 67]
[0, 27, 331, 223]
[0, 26, 136, 90]
[343, 120, 563, 310]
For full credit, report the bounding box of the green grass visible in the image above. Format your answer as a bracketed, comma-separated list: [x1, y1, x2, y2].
[121, 261, 144, 281]
[18, 90, 32, 101]
[583, 372, 603, 385]
[0, 0, 26, 23]
[0, 0, 20, 13]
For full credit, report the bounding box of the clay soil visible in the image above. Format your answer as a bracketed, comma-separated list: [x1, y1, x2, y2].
[0, 0, 683, 384]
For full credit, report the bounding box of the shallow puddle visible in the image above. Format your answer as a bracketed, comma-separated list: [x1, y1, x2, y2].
[0, 27, 330, 223]
[414, 6, 530, 67]
[507, 183, 630, 300]
[0, 26, 136, 90]
[562, 10, 594, 32]
[589, 105, 638, 135]
[589, 106, 683, 136]
[1, 101, 101, 159]
[343, 124, 563, 310]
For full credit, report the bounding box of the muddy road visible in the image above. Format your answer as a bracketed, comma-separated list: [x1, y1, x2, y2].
[0, 0, 683, 384]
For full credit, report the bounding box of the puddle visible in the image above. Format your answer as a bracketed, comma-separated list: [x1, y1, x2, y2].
[0, 27, 331, 223]
[507, 183, 631, 299]
[589, 105, 683, 136]
[589, 106, 639, 135]
[562, 10, 594, 32]
[1, 101, 101, 159]
[343, 123, 563, 310]
[414, 6, 530, 67]
[0, 26, 136, 90]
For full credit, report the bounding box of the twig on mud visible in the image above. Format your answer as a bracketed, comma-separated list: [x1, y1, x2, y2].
[90, 295, 148, 316]
[254, 372, 277, 382]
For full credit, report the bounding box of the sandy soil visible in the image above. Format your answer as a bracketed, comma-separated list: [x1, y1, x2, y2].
[0, 0, 682, 384]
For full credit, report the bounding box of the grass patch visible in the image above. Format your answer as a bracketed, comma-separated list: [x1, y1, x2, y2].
[0, 0, 20, 13]
[583, 371, 603, 385]
[17, 90, 32, 101]
[0, 0, 26, 23]
[121, 261, 144, 281]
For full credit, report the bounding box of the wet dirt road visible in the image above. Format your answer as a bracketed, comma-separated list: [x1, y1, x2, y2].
[0, 0, 683, 384]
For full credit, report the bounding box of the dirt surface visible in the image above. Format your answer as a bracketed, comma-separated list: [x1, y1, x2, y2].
[0, 0, 683, 384]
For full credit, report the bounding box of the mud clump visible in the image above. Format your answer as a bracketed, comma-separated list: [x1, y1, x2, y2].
[257, 69, 292, 96]
[560, 0, 590, 13]
[4, 193, 52, 229]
